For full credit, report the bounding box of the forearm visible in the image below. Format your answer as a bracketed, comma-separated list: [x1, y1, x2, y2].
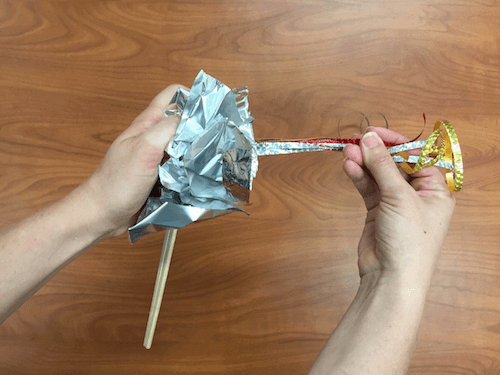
[309, 271, 431, 375]
[0, 187, 110, 324]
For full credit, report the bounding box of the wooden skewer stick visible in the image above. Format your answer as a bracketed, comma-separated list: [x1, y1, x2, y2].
[143, 228, 178, 349]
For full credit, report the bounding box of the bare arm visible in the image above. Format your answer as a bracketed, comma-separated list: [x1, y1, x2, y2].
[0, 84, 184, 325]
[309, 271, 429, 374]
[310, 129, 455, 374]
[0, 188, 109, 324]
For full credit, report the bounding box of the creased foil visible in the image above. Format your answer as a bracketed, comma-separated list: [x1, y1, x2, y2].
[128, 71, 463, 243]
[256, 140, 455, 172]
[128, 70, 257, 243]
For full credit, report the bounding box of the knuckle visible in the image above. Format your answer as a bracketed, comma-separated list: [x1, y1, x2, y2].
[140, 130, 158, 148]
[435, 188, 457, 206]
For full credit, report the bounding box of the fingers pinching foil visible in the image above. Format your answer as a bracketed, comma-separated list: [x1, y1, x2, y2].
[164, 109, 182, 117]
[130, 71, 465, 246]
[256, 122, 463, 192]
[129, 70, 464, 353]
[394, 121, 463, 192]
[128, 70, 257, 244]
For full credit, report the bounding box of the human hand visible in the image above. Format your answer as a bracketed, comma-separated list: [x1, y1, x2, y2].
[79, 84, 188, 240]
[343, 127, 456, 286]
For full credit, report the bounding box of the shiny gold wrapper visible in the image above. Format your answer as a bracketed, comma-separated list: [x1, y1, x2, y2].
[397, 121, 463, 192]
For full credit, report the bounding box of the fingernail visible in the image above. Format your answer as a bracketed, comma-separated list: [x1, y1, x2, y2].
[362, 132, 382, 149]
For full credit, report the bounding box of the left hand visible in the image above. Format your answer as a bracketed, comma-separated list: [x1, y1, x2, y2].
[79, 84, 187, 240]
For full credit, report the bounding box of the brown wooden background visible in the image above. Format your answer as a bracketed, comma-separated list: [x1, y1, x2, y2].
[1, 0, 499, 374]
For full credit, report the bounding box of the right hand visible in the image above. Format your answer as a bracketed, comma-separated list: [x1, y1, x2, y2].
[343, 127, 456, 285]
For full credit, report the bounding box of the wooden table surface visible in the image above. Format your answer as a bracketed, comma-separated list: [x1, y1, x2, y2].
[1, 0, 499, 374]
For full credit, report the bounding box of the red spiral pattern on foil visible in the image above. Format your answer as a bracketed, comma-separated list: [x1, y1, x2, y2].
[263, 113, 428, 149]
[297, 138, 400, 148]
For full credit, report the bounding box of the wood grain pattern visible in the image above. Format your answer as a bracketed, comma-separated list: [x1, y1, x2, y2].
[1, 0, 499, 374]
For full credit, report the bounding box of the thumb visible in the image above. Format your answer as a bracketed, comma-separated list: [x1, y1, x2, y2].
[142, 115, 180, 152]
[360, 131, 408, 195]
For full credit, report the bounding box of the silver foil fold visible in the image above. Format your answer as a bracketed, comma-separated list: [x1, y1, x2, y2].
[128, 71, 257, 243]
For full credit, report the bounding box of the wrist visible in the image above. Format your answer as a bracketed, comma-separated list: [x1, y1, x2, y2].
[65, 185, 117, 244]
[359, 269, 431, 303]
[309, 264, 432, 374]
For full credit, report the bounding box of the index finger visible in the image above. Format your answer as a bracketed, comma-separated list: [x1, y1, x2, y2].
[120, 84, 188, 140]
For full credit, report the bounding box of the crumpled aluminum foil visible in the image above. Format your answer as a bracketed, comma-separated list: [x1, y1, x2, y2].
[128, 70, 258, 243]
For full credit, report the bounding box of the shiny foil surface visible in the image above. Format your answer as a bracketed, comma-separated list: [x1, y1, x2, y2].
[128, 71, 463, 243]
[396, 121, 463, 192]
[128, 71, 257, 243]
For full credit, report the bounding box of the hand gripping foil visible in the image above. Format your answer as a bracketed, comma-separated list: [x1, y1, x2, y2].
[128, 70, 258, 243]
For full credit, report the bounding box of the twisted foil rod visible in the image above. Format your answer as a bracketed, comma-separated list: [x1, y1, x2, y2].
[132, 72, 464, 352]
[255, 140, 454, 172]
[256, 120, 463, 192]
